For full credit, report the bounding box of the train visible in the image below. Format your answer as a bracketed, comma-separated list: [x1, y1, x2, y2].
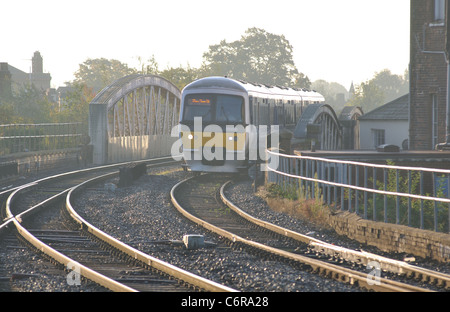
[178, 76, 325, 174]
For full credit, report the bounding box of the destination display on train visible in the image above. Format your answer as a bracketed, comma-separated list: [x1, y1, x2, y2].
[188, 98, 211, 105]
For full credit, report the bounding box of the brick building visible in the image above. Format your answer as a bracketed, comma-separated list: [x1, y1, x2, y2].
[410, 0, 448, 150]
[0, 51, 51, 96]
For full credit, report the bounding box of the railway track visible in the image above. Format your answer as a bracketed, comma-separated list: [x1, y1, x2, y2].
[221, 182, 450, 290]
[1, 158, 236, 292]
[171, 174, 450, 292]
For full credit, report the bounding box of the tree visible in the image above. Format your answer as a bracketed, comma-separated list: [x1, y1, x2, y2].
[347, 81, 385, 112]
[160, 64, 200, 90]
[370, 69, 409, 103]
[136, 55, 159, 75]
[202, 28, 307, 87]
[136, 55, 201, 90]
[311, 80, 348, 112]
[73, 58, 136, 93]
[346, 69, 409, 112]
[12, 85, 53, 123]
[202, 39, 243, 78]
[293, 73, 311, 89]
[0, 100, 15, 124]
[54, 82, 95, 127]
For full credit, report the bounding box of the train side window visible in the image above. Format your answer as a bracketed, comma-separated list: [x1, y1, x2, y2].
[242, 100, 246, 124]
[256, 101, 260, 126]
[268, 100, 273, 125]
[293, 101, 297, 121]
[273, 104, 278, 125]
[249, 96, 254, 124]
[258, 99, 263, 125]
[260, 99, 268, 125]
[285, 102, 292, 126]
[251, 97, 260, 126]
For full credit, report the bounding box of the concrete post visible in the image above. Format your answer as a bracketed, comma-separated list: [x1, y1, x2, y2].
[89, 103, 108, 165]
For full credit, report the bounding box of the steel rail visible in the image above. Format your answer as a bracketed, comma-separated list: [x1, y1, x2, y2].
[170, 176, 433, 292]
[3, 157, 233, 292]
[0, 156, 175, 236]
[220, 181, 450, 289]
[6, 184, 137, 292]
[1, 186, 23, 236]
[65, 168, 238, 293]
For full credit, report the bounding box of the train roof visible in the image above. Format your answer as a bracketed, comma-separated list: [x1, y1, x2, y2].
[183, 76, 324, 102]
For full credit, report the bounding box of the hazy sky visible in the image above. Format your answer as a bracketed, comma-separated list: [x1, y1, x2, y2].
[1, 0, 410, 90]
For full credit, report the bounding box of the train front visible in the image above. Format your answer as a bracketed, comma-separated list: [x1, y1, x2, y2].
[178, 77, 249, 173]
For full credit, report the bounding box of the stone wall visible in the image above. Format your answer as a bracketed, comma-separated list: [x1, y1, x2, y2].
[0, 148, 80, 180]
[328, 210, 450, 263]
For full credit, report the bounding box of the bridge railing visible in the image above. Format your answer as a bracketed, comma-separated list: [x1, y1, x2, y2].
[0, 123, 85, 156]
[266, 150, 450, 233]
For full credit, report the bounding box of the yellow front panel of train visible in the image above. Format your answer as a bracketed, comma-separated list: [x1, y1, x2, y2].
[181, 131, 246, 151]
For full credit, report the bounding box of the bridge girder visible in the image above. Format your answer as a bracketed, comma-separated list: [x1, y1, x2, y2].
[293, 103, 343, 150]
[89, 74, 181, 165]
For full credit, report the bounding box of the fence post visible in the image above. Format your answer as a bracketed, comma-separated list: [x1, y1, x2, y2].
[327, 162, 331, 205]
[373, 167, 377, 221]
[355, 165, 359, 215]
[420, 171, 424, 229]
[448, 174, 450, 234]
[384, 168, 388, 223]
[348, 165, 352, 212]
[396, 169, 400, 225]
[341, 164, 345, 211]
[433, 172, 437, 232]
[408, 170, 412, 227]
[334, 162, 338, 210]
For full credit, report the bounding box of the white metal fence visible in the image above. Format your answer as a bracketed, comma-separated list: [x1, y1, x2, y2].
[266, 150, 450, 233]
[0, 123, 85, 156]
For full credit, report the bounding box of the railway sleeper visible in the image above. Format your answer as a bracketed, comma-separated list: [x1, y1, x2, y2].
[13, 233, 94, 286]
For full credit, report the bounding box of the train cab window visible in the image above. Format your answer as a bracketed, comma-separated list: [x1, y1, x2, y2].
[182, 94, 244, 124]
[215, 95, 244, 123]
[183, 96, 213, 122]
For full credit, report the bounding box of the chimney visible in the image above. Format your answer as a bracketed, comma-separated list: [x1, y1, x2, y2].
[32, 51, 43, 74]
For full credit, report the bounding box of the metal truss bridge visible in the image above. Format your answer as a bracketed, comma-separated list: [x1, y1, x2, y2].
[88, 74, 361, 165]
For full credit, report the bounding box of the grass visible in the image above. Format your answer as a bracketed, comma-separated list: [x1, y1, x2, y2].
[257, 183, 332, 229]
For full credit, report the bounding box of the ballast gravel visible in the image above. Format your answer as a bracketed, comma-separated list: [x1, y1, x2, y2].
[2, 164, 448, 292]
[72, 167, 362, 292]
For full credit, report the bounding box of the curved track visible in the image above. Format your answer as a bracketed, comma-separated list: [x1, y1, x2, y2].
[1, 158, 236, 292]
[220, 182, 450, 290]
[171, 174, 449, 292]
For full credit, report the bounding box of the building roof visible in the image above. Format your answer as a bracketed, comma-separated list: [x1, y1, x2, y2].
[7, 64, 27, 77]
[359, 94, 409, 121]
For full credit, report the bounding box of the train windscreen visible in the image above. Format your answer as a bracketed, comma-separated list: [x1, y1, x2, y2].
[182, 94, 244, 124]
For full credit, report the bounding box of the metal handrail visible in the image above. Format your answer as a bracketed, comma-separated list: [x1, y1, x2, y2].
[266, 150, 450, 233]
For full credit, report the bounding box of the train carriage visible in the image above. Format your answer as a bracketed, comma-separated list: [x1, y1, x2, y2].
[178, 76, 324, 173]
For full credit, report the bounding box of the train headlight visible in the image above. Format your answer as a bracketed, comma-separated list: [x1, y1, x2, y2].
[188, 134, 194, 140]
[228, 136, 234, 141]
